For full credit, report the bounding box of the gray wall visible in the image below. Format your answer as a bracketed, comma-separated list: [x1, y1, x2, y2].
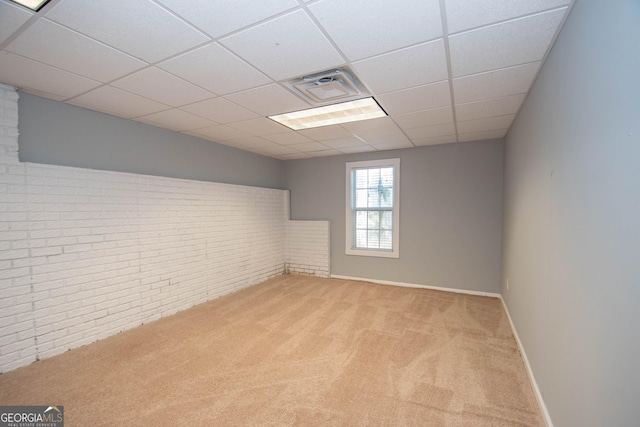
[502, 0, 640, 425]
[15, 94, 506, 294]
[18, 93, 284, 189]
[284, 140, 505, 293]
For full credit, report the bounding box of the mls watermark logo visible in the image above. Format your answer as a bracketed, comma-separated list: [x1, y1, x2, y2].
[0, 406, 64, 427]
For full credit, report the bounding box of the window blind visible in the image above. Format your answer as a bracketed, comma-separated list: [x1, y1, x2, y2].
[351, 166, 394, 250]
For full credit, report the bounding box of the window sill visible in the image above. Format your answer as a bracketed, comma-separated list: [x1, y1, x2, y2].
[346, 248, 399, 258]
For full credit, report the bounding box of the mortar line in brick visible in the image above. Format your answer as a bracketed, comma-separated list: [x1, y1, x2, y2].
[12, 88, 40, 361]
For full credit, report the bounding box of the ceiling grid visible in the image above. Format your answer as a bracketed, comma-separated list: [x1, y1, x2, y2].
[0, 0, 574, 159]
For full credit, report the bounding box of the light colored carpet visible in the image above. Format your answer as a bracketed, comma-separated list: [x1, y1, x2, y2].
[0, 275, 543, 426]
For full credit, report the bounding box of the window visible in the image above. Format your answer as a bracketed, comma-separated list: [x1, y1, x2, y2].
[345, 158, 400, 258]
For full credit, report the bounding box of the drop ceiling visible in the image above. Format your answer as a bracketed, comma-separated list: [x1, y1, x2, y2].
[0, 0, 574, 160]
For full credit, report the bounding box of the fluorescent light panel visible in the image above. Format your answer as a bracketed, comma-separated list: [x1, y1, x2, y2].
[11, 0, 50, 11]
[269, 97, 387, 130]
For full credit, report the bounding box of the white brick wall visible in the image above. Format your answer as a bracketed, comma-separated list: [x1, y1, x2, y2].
[0, 85, 292, 372]
[285, 220, 330, 277]
[1, 84, 36, 372]
[0, 84, 332, 373]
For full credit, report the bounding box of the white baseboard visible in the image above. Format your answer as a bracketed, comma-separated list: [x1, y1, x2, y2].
[330, 274, 501, 298]
[499, 297, 554, 427]
[330, 274, 552, 426]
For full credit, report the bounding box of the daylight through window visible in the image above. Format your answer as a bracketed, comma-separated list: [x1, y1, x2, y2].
[346, 158, 400, 258]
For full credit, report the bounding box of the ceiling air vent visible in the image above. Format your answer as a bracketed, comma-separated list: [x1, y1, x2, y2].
[285, 68, 368, 105]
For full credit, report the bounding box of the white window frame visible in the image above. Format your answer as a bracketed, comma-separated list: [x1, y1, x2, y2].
[345, 158, 400, 258]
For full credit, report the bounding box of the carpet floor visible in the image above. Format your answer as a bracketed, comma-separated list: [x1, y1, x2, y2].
[0, 275, 544, 426]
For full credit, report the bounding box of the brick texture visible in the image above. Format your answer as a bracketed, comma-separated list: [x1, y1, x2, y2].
[0, 85, 331, 373]
[285, 220, 330, 277]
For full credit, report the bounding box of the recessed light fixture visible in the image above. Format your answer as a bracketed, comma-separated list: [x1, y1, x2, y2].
[10, 0, 50, 11]
[268, 97, 387, 130]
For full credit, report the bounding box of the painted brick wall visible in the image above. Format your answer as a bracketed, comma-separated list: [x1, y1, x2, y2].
[0, 84, 291, 372]
[285, 220, 330, 277]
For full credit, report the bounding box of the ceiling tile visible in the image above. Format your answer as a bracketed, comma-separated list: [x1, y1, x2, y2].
[288, 141, 332, 152]
[450, 9, 566, 77]
[6, 19, 146, 83]
[341, 117, 411, 145]
[458, 129, 507, 142]
[338, 145, 377, 154]
[321, 137, 366, 149]
[111, 68, 215, 107]
[158, 43, 271, 96]
[68, 86, 168, 118]
[377, 81, 451, 115]
[352, 39, 448, 94]
[413, 135, 458, 146]
[370, 140, 414, 150]
[135, 109, 217, 132]
[224, 84, 310, 116]
[297, 125, 352, 141]
[393, 106, 454, 129]
[340, 116, 397, 133]
[455, 94, 525, 121]
[156, 0, 298, 38]
[405, 123, 456, 139]
[453, 62, 539, 104]
[262, 131, 313, 145]
[446, 0, 571, 33]
[308, 0, 442, 61]
[456, 114, 515, 134]
[227, 118, 289, 136]
[188, 124, 252, 141]
[0, 1, 33, 45]
[220, 10, 344, 80]
[181, 98, 259, 123]
[45, 0, 210, 63]
[0, 0, 575, 161]
[360, 131, 413, 146]
[0, 51, 101, 99]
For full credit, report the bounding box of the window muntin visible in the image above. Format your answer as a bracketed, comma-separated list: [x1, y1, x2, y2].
[346, 159, 399, 258]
